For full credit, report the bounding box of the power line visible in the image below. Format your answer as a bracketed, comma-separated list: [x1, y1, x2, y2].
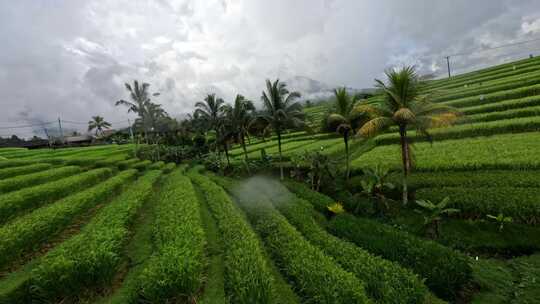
[447, 36, 540, 57]
[0, 121, 55, 129]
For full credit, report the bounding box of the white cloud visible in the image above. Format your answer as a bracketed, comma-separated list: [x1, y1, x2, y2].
[1, 0, 540, 137]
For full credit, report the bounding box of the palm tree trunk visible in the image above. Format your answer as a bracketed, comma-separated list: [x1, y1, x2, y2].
[344, 130, 350, 181]
[277, 129, 284, 180]
[224, 141, 230, 167]
[241, 133, 251, 174]
[399, 125, 410, 205]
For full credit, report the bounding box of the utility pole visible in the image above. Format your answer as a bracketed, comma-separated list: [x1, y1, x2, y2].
[57, 117, 64, 145]
[445, 56, 451, 78]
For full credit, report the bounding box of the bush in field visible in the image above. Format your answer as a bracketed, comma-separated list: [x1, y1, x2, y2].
[414, 197, 460, 238]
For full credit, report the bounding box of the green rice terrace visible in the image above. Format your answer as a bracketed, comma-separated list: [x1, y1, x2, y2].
[1, 57, 540, 304]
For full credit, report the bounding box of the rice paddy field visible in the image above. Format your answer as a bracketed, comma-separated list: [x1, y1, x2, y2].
[0, 56, 540, 303]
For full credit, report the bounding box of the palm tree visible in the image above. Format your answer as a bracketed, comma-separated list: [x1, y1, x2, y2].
[326, 87, 365, 180]
[356, 66, 459, 204]
[87, 116, 111, 136]
[259, 79, 305, 180]
[224, 94, 255, 166]
[194, 94, 227, 151]
[115, 80, 160, 140]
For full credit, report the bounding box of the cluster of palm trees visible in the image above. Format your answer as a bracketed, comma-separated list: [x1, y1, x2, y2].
[327, 66, 459, 203]
[192, 79, 305, 178]
[115, 80, 170, 141]
[110, 66, 459, 198]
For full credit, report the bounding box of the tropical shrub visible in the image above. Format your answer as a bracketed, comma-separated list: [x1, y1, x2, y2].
[0, 163, 52, 179]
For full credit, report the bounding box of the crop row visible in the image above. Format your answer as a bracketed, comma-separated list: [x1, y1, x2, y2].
[263, 180, 427, 303]
[0, 145, 115, 160]
[442, 83, 540, 108]
[428, 56, 540, 86]
[374, 116, 540, 146]
[352, 132, 540, 171]
[0, 166, 81, 194]
[403, 170, 540, 189]
[416, 187, 540, 225]
[463, 105, 540, 124]
[29, 170, 162, 301]
[429, 62, 540, 91]
[136, 170, 206, 302]
[283, 180, 472, 300]
[0, 170, 137, 272]
[188, 172, 273, 304]
[460, 94, 540, 115]
[0, 163, 52, 179]
[0, 167, 113, 224]
[210, 175, 373, 303]
[433, 70, 540, 102]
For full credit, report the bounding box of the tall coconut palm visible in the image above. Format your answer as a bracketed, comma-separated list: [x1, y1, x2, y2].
[224, 94, 255, 166]
[259, 79, 305, 180]
[87, 116, 111, 136]
[356, 66, 459, 204]
[194, 94, 227, 148]
[115, 80, 160, 140]
[326, 87, 365, 180]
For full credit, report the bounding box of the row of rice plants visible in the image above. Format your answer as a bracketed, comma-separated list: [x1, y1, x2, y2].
[0, 163, 52, 179]
[0, 170, 137, 271]
[188, 172, 274, 304]
[461, 105, 540, 124]
[0, 167, 113, 224]
[352, 132, 540, 171]
[0, 145, 114, 160]
[283, 181, 472, 300]
[375, 116, 540, 146]
[428, 62, 540, 91]
[261, 179, 428, 303]
[403, 170, 540, 189]
[136, 169, 206, 302]
[459, 95, 540, 115]
[28, 170, 162, 302]
[433, 71, 540, 102]
[416, 187, 540, 225]
[442, 83, 540, 108]
[213, 176, 371, 303]
[0, 166, 81, 194]
[428, 56, 540, 87]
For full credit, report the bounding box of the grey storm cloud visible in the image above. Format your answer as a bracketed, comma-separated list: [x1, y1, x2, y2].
[1, 0, 540, 137]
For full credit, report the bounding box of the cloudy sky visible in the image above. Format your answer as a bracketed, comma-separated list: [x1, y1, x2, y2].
[1, 0, 540, 137]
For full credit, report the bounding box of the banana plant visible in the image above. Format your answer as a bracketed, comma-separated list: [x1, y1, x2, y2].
[487, 213, 513, 232]
[415, 197, 460, 238]
[358, 166, 395, 215]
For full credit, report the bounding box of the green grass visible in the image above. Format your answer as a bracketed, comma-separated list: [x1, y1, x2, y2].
[0, 167, 113, 224]
[136, 169, 206, 302]
[29, 171, 162, 301]
[194, 184, 227, 304]
[0, 163, 53, 179]
[216, 176, 371, 304]
[471, 254, 540, 303]
[0, 166, 82, 194]
[188, 171, 274, 304]
[352, 132, 540, 171]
